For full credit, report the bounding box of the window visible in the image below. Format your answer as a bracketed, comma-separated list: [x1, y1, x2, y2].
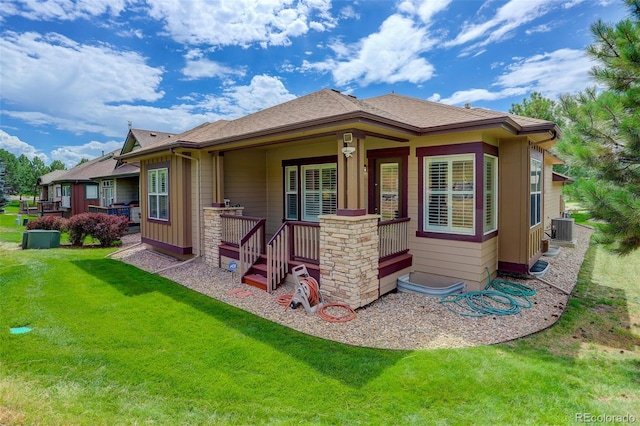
[284, 166, 298, 220]
[148, 168, 168, 221]
[379, 162, 400, 220]
[55, 185, 61, 197]
[283, 160, 337, 222]
[424, 155, 475, 234]
[85, 184, 98, 200]
[301, 164, 337, 221]
[484, 155, 498, 234]
[530, 158, 542, 227]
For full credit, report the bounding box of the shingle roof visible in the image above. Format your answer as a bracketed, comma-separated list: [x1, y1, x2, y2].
[37, 169, 68, 185]
[117, 88, 558, 159]
[52, 151, 120, 182]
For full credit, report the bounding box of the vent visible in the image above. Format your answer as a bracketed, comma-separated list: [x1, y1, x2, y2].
[551, 218, 574, 242]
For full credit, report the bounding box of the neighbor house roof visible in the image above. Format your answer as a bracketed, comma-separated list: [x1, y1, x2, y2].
[117, 88, 560, 160]
[37, 169, 68, 185]
[50, 150, 120, 183]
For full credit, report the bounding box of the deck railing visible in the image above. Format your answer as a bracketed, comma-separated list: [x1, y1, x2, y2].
[239, 218, 266, 277]
[88, 205, 130, 218]
[266, 222, 289, 293]
[378, 217, 410, 260]
[289, 221, 320, 263]
[220, 214, 264, 246]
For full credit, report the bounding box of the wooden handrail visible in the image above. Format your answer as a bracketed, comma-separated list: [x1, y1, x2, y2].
[266, 221, 289, 293]
[239, 219, 265, 277]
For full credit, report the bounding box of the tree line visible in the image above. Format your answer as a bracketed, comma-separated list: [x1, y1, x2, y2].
[0, 149, 68, 199]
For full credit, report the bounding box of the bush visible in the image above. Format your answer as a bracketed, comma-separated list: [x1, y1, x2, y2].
[26, 215, 67, 232]
[91, 214, 129, 248]
[67, 213, 128, 247]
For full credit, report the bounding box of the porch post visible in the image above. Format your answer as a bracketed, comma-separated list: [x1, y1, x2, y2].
[336, 131, 366, 215]
[202, 206, 244, 266]
[211, 152, 225, 207]
[319, 214, 379, 309]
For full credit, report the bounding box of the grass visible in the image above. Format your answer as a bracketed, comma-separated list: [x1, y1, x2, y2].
[1, 210, 639, 424]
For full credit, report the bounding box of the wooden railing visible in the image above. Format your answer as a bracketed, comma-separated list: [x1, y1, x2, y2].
[378, 217, 410, 260]
[220, 214, 264, 246]
[239, 218, 266, 277]
[266, 222, 289, 293]
[289, 221, 320, 263]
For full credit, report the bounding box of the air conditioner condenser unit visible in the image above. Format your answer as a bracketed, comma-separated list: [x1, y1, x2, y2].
[551, 217, 575, 242]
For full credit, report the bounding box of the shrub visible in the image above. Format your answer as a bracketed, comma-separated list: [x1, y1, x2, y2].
[66, 213, 128, 247]
[26, 215, 67, 232]
[66, 213, 99, 246]
[91, 214, 129, 247]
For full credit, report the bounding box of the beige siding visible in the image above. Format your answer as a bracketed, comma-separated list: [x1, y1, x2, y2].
[498, 139, 528, 266]
[544, 157, 562, 229]
[224, 150, 267, 219]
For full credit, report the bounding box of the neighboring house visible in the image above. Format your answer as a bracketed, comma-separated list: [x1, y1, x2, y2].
[39, 128, 176, 220]
[117, 89, 564, 309]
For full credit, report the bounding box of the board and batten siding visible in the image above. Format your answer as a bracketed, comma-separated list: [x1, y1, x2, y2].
[140, 155, 192, 255]
[223, 150, 267, 221]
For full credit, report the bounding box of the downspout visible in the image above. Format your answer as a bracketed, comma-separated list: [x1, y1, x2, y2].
[170, 148, 203, 259]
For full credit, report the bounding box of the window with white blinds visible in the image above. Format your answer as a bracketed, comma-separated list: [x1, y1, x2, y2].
[380, 162, 400, 220]
[284, 166, 298, 220]
[484, 155, 498, 234]
[424, 155, 475, 234]
[148, 168, 168, 220]
[530, 158, 542, 227]
[301, 163, 337, 221]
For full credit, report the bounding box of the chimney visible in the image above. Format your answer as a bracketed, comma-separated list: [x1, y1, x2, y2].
[464, 103, 471, 109]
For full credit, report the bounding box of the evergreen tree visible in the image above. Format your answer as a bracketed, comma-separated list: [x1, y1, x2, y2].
[509, 91, 565, 126]
[556, 0, 640, 254]
[0, 159, 10, 212]
[49, 159, 67, 172]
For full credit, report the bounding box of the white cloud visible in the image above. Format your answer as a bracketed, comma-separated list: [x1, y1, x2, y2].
[302, 0, 450, 87]
[0, 31, 164, 113]
[0, 0, 128, 21]
[0, 129, 49, 163]
[145, 0, 335, 47]
[49, 140, 123, 168]
[182, 50, 246, 80]
[438, 48, 595, 105]
[445, 0, 566, 55]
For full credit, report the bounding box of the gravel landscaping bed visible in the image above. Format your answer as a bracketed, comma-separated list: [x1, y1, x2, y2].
[112, 225, 592, 350]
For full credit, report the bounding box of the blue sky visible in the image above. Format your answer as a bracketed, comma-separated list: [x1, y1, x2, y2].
[0, 0, 628, 167]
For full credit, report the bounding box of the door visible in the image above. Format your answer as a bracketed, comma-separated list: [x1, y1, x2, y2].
[371, 157, 403, 220]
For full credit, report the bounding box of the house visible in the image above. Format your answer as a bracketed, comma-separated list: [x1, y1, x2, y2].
[116, 89, 563, 309]
[39, 128, 176, 220]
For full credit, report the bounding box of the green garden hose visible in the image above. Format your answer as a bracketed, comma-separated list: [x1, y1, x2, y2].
[440, 269, 537, 317]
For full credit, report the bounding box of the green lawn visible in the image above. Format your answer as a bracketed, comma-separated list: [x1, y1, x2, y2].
[1, 211, 638, 425]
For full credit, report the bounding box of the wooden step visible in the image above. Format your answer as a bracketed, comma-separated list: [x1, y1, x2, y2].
[250, 263, 268, 274]
[242, 273, 268, 291]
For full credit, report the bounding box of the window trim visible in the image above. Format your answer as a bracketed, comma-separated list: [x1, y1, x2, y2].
[85, 183, 99, 200]
[530, 157, 542, 228]
[484, 154, 498, 235]
[417, 142, 498, 242]
[147, 163, 170, 222]
[282, 155, 338, 222]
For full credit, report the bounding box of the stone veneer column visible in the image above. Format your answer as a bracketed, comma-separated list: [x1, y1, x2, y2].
[319, 214, 379, 309]
[202, 206, 244, 266]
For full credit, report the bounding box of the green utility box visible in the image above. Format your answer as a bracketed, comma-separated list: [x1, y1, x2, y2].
[22, 230, 61, 249]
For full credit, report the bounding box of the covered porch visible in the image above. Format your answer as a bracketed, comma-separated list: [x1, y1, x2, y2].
[200, 130, 413, 308]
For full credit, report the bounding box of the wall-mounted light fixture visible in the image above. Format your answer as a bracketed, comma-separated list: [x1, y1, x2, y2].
[342, 132, 355, 157]
[341, 146, 356, 158]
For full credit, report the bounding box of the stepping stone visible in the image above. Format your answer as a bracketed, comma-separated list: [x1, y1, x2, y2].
[235, 291, 254, 299]
[225, 287, 245, 295]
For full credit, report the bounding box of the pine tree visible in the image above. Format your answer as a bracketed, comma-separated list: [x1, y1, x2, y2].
[0, 159, 10, 212]
[556, 0, 640, 254]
